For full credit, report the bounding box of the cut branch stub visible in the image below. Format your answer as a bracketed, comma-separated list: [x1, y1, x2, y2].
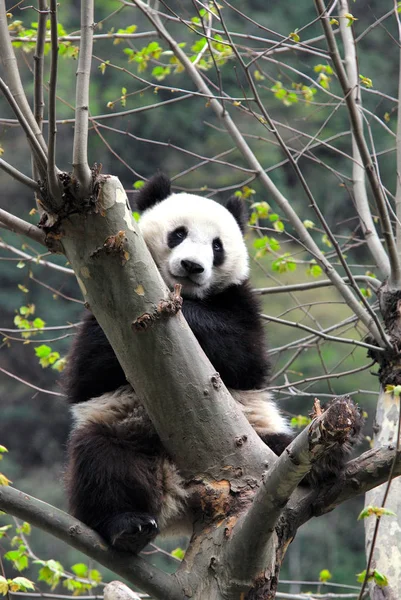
[308, 395, 362, 454]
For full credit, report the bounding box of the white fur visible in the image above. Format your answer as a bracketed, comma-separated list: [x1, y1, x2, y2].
[139, 192, 249, 298]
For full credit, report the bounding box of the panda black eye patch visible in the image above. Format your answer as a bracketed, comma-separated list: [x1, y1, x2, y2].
[168, 226, 188, 248]
[212, 237, 225, 266]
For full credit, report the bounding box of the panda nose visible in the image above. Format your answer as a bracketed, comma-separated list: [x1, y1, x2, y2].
[181, 259, 204, 274]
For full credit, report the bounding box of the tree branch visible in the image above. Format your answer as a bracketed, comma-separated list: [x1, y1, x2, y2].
[394, 1, 401, 260]
[0, 0, 48, 169]
[0, 158, 40, 191]
[60, 176, 273, 481]
[338, 0, 390, 279]
[0, 208, 46, 246]
[130, 0, 389, 349]
[0, 241, 73, 274]
[47, 0, 61, 203]
[0, 486, 185, 600]
[286, 445, 401, 532]
[227, 397, 361, 583]
[0, 78, 48, 177]
[315, 0, 401, 288]
[72, 0, 94, 196]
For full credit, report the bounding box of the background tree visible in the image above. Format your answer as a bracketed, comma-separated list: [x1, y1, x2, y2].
[0, 0, 401, 599]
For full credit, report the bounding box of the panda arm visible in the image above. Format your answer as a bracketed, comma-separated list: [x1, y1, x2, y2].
[181, 283, 270, 390]
[63, 312, 127, 403]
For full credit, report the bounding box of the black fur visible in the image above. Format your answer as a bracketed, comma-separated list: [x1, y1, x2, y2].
[135, 172, 171, 212]
[226, 196, 248, 233]
[66, 412, 164, 554]
[64, 174, 363, 554]
[64, 282, 269, 405]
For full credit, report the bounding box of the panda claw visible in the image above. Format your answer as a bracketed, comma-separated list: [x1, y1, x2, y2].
[102, 512, 159, 554]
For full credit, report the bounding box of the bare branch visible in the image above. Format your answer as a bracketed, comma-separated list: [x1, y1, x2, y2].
[0, 158, 40, 191]
[261, 313, 382, 353]
[33, 0, 48, 132]
[0, 208, 46, 246]
[72, 0, 94, 196]
[315, 0, 401, 288]
[0, 78, 47, 177]
[227, 397, 361, 582]
[289, 445, 401, 530]
[338, 0, 390, 279]
[0, 0, 48, 168]
[394, 2, 401, 261]
[0, 367, 65, 397]
[0, 486, 186, 600]
[254, 276, 381, 295]
[47, 0, 61, 202]
[0, 241, 74, 274]
[131, 0, 389, 348]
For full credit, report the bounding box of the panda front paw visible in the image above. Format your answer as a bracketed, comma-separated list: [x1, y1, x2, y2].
[102, 512, 159, 554]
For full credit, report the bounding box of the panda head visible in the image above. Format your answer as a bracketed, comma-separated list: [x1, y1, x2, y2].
[137, 173, 249, 299]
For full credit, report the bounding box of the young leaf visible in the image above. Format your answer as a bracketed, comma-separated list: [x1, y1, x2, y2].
[358, 506, 396, 520]
[319, 569, 332, 582]
[171, 547, 185, 560]
[71, 563, 88, 577]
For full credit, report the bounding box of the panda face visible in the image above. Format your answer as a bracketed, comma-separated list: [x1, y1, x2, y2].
[139, 193, 249, 298]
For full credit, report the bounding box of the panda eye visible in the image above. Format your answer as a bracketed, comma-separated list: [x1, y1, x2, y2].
[212, 238, 223, 252]
[168, 226, 187, 248]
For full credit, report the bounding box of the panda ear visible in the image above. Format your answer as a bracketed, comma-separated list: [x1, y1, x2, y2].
[226, 196, 248, 233]
[135, 173, 172, 212]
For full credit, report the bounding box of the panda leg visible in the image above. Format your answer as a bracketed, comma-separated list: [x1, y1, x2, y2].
[65, 419, 164, 553]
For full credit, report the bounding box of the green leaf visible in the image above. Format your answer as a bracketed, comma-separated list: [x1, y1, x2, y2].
[356, 569, 367, 583]
[373, 570, 388, 587]
[0, 525, 12, 539]
[34, 345, 51, 358]
[358, 506, 396, 520]
[0, 473, 11, 486]
[88, 569, 102, 583]
[171, 547, 185, 560]
[303, 219, 315, 229]
[319, 569, 332, 582]
[0, 576, 9, 596]
[253, 237, 268, 250]
[16, 522, 31, 535]
[307, 263, 323, 278]
[0, 446, 8, 454]
[290, 415, 311, 428]
[133, 180, 145, 189]
[10, 577, 35, 592]
[32, 317, 45, 329]
[71, 563, 88, 577]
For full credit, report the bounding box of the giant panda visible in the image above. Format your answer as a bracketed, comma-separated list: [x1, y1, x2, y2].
[64, 173, 363, 554]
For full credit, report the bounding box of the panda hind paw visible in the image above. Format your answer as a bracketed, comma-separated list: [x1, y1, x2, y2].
[104, 512, 159, 554]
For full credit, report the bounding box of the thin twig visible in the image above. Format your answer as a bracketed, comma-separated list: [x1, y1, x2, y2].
[0, 367, 65, 397]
